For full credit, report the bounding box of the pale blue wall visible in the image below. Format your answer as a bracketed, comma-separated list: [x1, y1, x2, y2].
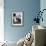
[4, 0, 40, 42]
[40, 0, 46, 27]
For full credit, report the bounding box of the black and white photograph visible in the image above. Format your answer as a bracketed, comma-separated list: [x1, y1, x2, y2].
[12, 11, 23, 26]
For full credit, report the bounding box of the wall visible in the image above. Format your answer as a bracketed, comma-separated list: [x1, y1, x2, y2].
[40, 0, 46, 27]
[4, 0, 40, 42]
[0, 0, 4, 42]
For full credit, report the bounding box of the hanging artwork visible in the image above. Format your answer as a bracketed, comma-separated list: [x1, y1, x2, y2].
[12, 11, 23, 26]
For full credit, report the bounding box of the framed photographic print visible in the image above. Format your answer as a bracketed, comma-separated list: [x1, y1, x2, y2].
[12, 11, 23, 26]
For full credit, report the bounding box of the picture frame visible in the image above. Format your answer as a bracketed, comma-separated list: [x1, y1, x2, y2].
[12, 11, 23, 26]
